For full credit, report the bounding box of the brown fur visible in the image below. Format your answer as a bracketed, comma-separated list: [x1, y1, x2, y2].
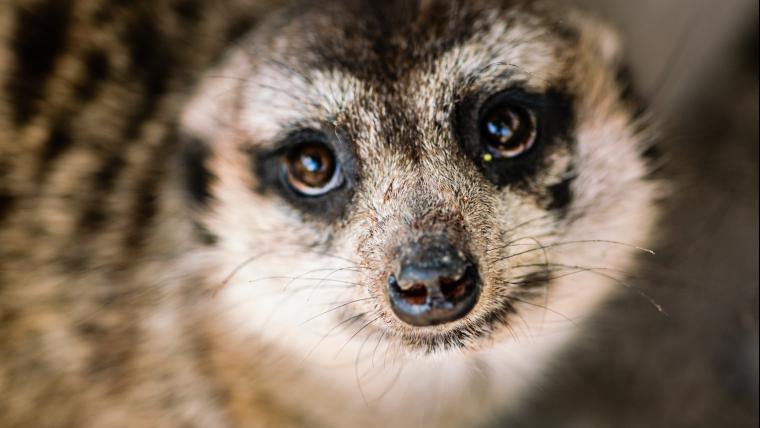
[1, 1, 666, 427]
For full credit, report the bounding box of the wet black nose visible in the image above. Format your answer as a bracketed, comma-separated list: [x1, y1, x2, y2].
[388, 236, 480, 326]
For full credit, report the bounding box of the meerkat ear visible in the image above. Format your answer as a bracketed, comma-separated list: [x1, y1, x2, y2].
[585, 17, 625, 66]
[598, 25, 624, 66]
[567, 8, 625, 66]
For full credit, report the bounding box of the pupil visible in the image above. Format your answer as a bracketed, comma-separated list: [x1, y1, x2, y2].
[301, 153, 323, 173]
[479, 103, 537, 159]
[487, 118, 514, 144]
[283, 138, 343, 196]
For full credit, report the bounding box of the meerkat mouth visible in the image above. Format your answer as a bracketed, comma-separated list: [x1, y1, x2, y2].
[392, 297, 519, 354]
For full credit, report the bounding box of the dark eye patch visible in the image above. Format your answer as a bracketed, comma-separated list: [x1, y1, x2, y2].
[455, 88, 575, 188]
[179, 133, 215, 206]
[250, 127, 358, 221]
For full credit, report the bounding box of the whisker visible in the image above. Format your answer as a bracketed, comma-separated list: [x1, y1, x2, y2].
[496, 239, 655, 263]
[501, 213, 556, 236]
[217, 253, 266, 292]
[354, 329, 383, 405]
[370, 330, 387, 370]
[300, 298, 373, 325]
[280, 267, 363, 292]
[573, 268, 667, 315]
[306, 266, 366, 302]
[369, 360, 405, 404]
[244, 276, 362, 288]
[510, 296, 578, 327]
[301, 312, 368, 363]
[338, 316, 381, 356]
[509, 265, 667, 315]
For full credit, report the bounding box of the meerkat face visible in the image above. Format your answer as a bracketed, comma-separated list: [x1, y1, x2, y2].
[180, 0, 657, 380]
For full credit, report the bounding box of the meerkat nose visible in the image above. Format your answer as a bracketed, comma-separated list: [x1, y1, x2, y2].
[388, 236, 480, 326]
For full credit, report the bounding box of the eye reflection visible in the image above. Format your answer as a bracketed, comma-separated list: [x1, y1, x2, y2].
[282, 141, 343, 196]
[480, 104, 537, 158]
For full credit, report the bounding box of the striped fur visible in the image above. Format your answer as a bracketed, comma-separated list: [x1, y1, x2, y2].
[0, 1, 279, 426]
[0, 1, 662, 427]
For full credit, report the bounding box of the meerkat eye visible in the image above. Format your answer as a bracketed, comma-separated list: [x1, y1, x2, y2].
[456, 89, 572, 186]
[479, 103, 537, 158]
[282, 141, 343, 196]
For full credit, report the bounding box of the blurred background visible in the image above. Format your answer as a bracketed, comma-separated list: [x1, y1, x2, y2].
[505, 0, 758, 426]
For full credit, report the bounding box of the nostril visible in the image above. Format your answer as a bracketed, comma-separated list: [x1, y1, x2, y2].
[439, 265, 473, 301]
[401, 284, 428, 305]
[388, 274, 429, 305]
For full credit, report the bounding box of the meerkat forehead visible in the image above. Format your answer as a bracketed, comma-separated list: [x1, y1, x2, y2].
[231, 0, 581, 138]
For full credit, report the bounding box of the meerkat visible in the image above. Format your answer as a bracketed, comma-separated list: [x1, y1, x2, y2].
[0, 1, 665, 427]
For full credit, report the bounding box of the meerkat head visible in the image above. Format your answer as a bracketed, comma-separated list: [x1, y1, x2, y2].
[179, 0, 658, 399]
